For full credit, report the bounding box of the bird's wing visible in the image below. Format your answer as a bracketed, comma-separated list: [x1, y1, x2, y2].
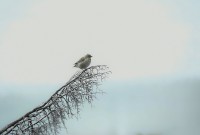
[75, 57, 85, 64]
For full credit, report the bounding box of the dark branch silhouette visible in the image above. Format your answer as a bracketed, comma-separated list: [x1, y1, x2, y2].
[0, 65, 110, 135]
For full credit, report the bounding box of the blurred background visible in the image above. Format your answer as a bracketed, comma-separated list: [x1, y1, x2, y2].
[0, 0, 200, 135]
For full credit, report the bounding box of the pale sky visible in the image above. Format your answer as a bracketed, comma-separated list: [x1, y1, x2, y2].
[0, 0, 193, 84]
[0, 0, 200, 135]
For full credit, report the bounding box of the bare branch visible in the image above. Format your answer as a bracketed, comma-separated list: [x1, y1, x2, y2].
[0, 65, 110, 135]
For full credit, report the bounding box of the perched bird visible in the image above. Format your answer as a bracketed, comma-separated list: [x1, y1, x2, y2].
[74, 54, 92, 69]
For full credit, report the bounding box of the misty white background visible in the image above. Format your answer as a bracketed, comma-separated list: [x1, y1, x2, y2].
[0, 0, 200, 135]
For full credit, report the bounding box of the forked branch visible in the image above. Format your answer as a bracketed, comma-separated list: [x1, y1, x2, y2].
[0, 65, 110, 135]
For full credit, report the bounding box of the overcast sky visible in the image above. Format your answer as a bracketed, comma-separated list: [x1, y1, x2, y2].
[0, 0, 200, 135]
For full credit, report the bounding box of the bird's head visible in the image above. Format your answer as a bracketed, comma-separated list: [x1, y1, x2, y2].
[86, 54, 92, 58]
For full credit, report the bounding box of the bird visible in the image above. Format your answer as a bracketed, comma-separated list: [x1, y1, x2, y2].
[74, 54, 92, 69]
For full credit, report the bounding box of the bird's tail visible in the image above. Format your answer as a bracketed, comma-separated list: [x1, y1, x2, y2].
[74, 63, 77, 67]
